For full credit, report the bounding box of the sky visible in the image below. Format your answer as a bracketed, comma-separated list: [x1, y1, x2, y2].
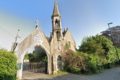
[0, 0, 120, 50]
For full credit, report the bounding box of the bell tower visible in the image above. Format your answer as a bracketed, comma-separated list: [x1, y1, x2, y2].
[51, 1, 63, 41]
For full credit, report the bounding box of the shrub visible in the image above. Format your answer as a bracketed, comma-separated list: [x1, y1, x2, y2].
[78, 35, 119, 73]
[63, 50, 84, 74]
[85, 54, 104, 73]
[0, 49, 17, 80]
[63, 35, 120, 74]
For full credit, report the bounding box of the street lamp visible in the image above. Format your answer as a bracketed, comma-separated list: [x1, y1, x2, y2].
[108, 22, 113, 40]
[108, 22, 113, 29]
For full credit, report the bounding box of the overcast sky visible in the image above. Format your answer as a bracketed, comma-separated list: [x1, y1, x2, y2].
[0, 0, 120, 50]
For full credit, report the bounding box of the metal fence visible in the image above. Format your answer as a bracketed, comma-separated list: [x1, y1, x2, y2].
[23, 62, 47, 73]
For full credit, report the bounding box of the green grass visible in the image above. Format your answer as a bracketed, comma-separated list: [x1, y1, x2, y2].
[49, 70, 68, 78]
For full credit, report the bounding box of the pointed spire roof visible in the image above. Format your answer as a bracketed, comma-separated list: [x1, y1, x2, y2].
[52, 1, 61, 17]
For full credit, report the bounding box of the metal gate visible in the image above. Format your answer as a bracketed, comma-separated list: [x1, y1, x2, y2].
[23, 62, 47, 73]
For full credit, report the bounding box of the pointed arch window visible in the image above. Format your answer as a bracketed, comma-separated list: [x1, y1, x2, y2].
[55, 19, 60, 28]
[57, 56, 63, 70]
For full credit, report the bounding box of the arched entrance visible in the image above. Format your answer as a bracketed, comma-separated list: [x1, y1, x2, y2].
[15, 27, 52, 80]
[16, 45, 51, 80]
[22, 45, 48, 79]
[23, 45, 48, 73]
[57, 55, 63, 71]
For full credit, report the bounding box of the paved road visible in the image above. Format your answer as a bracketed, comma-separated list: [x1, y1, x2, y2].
[22, 67, 120, 80]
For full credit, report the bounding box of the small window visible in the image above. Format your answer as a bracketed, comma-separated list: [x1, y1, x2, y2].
[55, 19, 60, 28]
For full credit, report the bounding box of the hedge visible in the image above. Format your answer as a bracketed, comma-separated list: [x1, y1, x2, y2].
[0, 49, 17, 80]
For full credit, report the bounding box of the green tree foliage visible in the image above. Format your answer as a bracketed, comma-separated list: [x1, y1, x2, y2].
[60, 35, 120, 74]
[84, 54, 106, 73]
[0, 49, 17, 80]
[27, 46, 47, 63]
[78, 35, 118, 73]
[79, 35, 113, 55]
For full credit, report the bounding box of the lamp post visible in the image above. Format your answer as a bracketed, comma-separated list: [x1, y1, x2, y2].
[108, 22, 113, 29]
[108, 22, 113, 41]
[107, 23, 120, 63]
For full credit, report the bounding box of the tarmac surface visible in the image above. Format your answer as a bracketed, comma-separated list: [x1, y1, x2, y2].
[22, 67, 120, 80]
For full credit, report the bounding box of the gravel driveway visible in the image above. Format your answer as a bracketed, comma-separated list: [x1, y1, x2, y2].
[22, 67, 120, 80]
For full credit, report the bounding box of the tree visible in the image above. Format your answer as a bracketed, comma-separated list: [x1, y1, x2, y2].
[28, 46, 47, 63]
[79, 35, 113, 56]
[78, 35, 118, 73]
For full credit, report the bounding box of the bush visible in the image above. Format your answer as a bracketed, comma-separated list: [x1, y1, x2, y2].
[77, 35, 120, 74]
[0, 49, 17, 80]
[85, 54, 105, 73]
[63, 50, 84, 74]
[63, 35, 120, 74]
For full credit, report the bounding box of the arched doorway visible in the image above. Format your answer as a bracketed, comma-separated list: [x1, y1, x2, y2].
[16, 27, 52, 80]
[23, 45, 47, 72]
[22, 45, 48, 79]
[16, 45, 51, 80]
[57, 55, 63, 71]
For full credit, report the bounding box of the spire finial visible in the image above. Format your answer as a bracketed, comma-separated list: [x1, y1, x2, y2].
[54, 0, 58, 4]
[11, 28, 20, 52]
[35, 19, 39, 28]
[52, 0, 60, 17]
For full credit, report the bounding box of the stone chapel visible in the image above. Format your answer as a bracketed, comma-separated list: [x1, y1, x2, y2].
[15, 2, 76, 79]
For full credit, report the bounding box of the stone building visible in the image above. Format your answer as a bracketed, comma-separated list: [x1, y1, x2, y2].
[15, 2, 76, 79]
[102, 26, 120, 47]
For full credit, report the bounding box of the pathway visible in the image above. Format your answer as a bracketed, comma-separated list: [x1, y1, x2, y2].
[22, 67, 120, 80]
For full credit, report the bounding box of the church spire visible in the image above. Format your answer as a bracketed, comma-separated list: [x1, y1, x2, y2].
[51, 1, 63, 41]
[52, 1, 60, 18]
